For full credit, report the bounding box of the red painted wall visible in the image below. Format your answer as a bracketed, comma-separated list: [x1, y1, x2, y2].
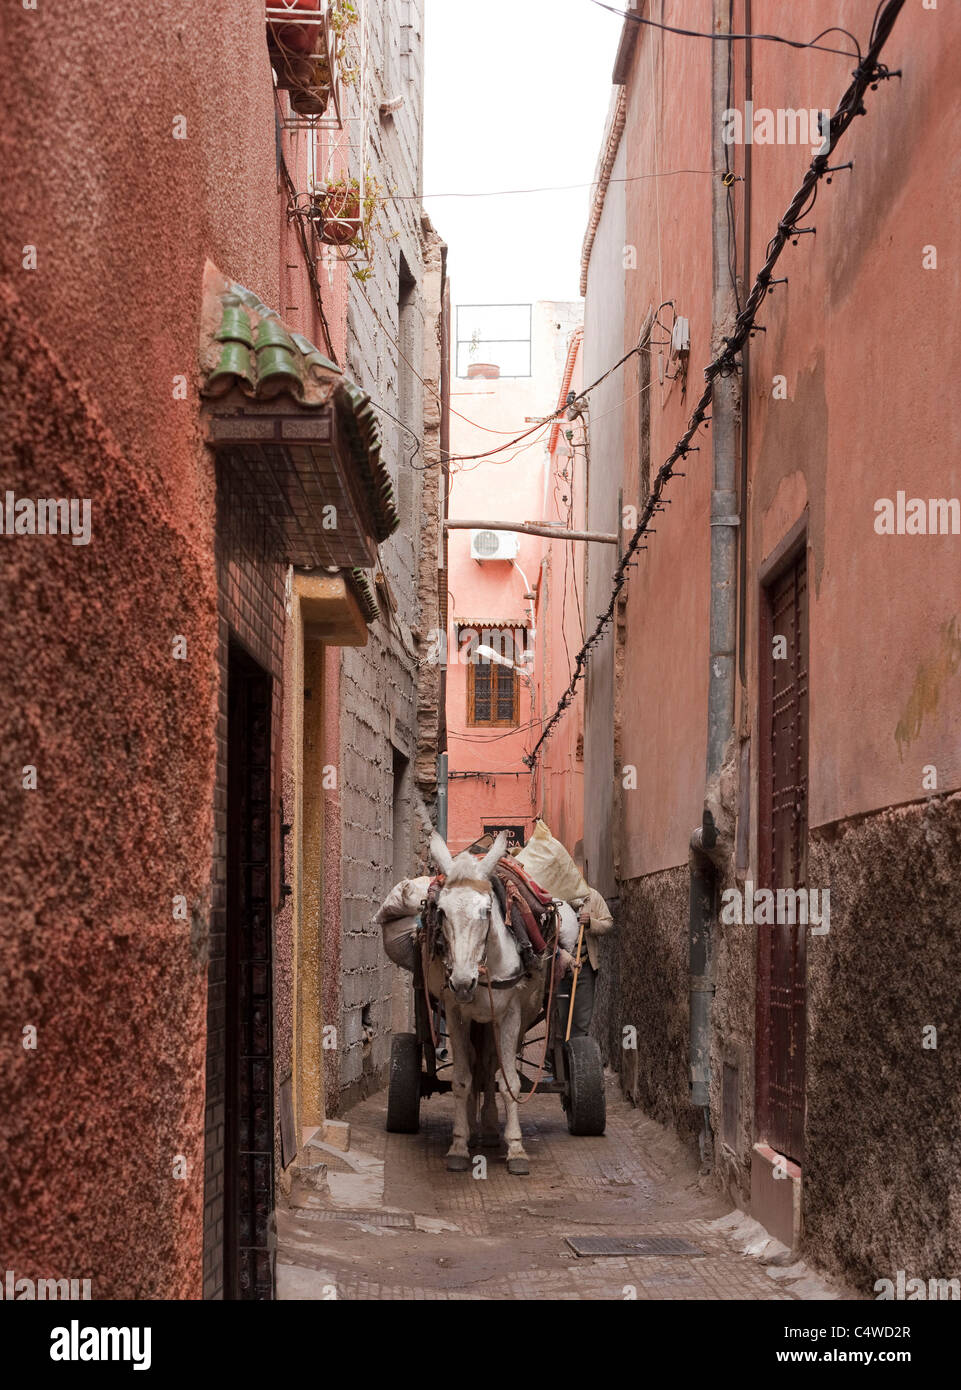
[0, 1, 292, 1299]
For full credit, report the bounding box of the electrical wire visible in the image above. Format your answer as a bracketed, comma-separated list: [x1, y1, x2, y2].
[447, 342, 645, 465]
[382, 169, 716, 201]
[587, 0, 864, 63]
[525, 0, 906, 771]
[725, 0, 742, 316]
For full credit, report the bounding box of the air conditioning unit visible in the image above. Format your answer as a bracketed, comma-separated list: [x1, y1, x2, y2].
[470, 529, 520, 562]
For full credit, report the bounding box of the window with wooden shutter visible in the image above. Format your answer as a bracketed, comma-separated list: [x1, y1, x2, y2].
[467, 629, 521, 727]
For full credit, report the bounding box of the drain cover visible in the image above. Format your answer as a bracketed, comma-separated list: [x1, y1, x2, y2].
[565, 1236, 705, 1258]
[295, 1209, 414, 1228]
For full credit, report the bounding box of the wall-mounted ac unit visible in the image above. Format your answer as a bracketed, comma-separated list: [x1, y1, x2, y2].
[470, 529, 520, 562]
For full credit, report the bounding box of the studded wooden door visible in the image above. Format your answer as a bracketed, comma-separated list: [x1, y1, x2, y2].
[225, 646, 274, 1299]
[756, 547, 808, 1164]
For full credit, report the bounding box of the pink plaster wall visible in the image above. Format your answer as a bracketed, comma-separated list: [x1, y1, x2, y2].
[618, 9, 714, 880]
[612, 0, 961, 883]
[743, 0, 961, 830]
[447, 376, 546, 850]
[538, 345, 587, 859]
[446, 304, 582, 852]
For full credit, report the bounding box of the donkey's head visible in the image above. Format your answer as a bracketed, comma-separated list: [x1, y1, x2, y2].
[429, 830, 508, 1003]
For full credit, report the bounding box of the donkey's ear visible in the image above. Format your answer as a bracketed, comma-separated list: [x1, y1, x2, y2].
[429, 831, 454, 876]
[478, 830, 509, 878]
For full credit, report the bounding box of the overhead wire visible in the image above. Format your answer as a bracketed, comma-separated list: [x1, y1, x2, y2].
[586, 0, 864, 62]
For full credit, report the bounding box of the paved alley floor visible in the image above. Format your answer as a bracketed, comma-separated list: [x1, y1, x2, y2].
[276, 1075, 852, 1301]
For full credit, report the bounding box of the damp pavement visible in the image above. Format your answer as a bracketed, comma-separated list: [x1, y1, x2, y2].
[276, 1075, 856, 1301]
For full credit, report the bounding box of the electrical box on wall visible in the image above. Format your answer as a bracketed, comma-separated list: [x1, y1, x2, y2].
[470, 529, 520, 562]
[671, 315, 690, 359]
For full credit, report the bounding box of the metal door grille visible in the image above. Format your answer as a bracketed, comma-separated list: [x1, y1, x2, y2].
[756, 549, 808, 1164]
[225, 649, 274, 1299]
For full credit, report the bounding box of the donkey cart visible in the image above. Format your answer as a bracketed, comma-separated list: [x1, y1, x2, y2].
[385, 943, 607, 1139]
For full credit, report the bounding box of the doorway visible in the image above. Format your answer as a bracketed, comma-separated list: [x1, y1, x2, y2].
[755, 541, 809, 1164]
[224, 644, 275, 1299]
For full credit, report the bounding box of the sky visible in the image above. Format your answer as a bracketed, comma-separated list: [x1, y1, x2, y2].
[423, 0, 624, 309]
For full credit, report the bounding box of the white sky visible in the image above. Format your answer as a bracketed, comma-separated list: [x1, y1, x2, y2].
[423, 0, 623, 307]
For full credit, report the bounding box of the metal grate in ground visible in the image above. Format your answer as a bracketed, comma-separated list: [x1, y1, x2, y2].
[289, 1208, 415, 1228]
[565, 1235, 705, 1258]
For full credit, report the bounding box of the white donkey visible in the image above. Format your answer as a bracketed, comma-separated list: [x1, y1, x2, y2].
[426, 830, 577, 1175]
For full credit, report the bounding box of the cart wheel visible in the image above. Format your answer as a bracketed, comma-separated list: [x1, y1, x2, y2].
[565, 1036, 606, 1135]
[386, 1033, 421, 1133]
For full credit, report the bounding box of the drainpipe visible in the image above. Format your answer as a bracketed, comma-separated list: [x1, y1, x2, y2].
[436, 252, 451, 842]
[689, 0, 740, 1168]
[738, 0, 753, 686]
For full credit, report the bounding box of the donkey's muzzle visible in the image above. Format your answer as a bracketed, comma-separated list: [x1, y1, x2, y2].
[451, 973, 478, 1003]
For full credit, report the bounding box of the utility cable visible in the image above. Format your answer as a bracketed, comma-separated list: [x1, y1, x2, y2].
[587, 0, 864, 62]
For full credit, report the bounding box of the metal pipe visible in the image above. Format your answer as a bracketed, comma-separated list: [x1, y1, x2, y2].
[688, 0, 741, 1157]
[707, 0, 740, 782]
[738, 0, 753, 686]
[436, 751, 448, 840]
[444, 519, 618, 545]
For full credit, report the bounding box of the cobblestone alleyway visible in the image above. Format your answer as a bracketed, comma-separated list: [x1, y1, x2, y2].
[276, 1076, 853, 1301]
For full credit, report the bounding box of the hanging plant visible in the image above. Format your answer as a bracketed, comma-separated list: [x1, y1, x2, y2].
[313, 176, 363, 245]
[329, 0, 360, 87]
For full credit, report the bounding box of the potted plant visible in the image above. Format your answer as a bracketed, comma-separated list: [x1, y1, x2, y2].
[268, 0, 349, 116]
[313, 176, 362, 245]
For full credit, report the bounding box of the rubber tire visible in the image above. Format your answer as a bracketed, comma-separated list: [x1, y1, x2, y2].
[565, 1036, 606, 1135]
[386, 1033, 421, 1133]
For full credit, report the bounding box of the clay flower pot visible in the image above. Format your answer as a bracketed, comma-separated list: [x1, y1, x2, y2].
[268, 0, 322, 56]
[315, 187, 362, 245]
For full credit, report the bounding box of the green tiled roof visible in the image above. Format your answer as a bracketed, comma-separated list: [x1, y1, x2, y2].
[345, 567, 380, 624]
[202, 282, 399, 544]
[335, 381, 399, 542]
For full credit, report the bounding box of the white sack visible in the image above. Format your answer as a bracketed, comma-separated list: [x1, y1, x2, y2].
[514, 819, 589, 902]
[374, 876, 431, 925]
[375, 876, 431, 973]
[381, 914, 420, 972]
[555, 900, 580, 954]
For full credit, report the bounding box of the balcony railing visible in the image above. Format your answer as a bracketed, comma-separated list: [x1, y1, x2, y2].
[266, 2, 344, 130]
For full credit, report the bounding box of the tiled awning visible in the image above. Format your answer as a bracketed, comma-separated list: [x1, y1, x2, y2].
[200, 262, 398, 573]
[453, 616, 532, 629]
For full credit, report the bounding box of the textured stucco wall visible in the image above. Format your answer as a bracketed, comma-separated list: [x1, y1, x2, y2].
[613, 869, 700, 1156]
[0, 287, 216, 1299]
[0, 0, 287, 1299]
[804, 796, 961, 1292]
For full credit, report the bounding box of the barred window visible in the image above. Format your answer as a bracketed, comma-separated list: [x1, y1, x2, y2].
[466, 628, 523, 727]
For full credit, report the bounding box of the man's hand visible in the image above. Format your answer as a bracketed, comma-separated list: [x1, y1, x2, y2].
[557, 948, 577, 973]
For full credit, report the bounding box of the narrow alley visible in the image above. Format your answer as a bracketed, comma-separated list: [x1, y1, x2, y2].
[2, 0, 959, 1367]
[276, 1079, 846, 1301]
